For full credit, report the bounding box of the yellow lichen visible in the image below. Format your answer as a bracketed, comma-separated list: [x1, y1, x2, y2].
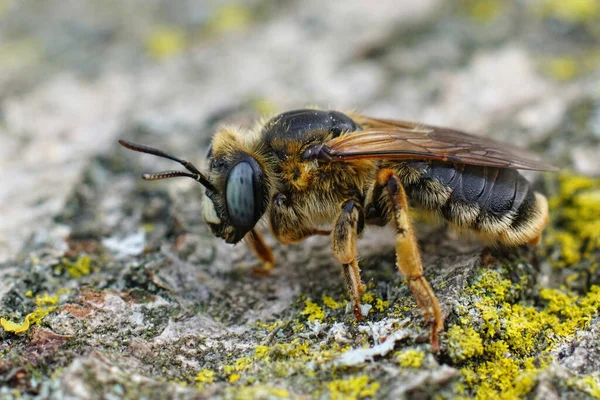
[361, 293, 375, 303]
[1, 305, 57, 334]
[545, 174, 600, 269]
[322, 295, 344, 310]
[36, 293, 59, 306]
[395, 349, 425, 368]
[450, 260, 600, 398]
[302, 300, 324, 322]
[230, 385, 290, 399]
[234, 357, 253, 371]
[228, 374, 241, 383]
[568, 375, 600, 399]
[447, 326, 484, 362]
[61, 255, 92, 278]
[543, 57, 580, 81]
[255, 320, 280, 331]
[327, 375, 380, 400]
[254, 345, 271, 360]
[463, 0, 505, 21]
[194, 368, 215, 384]
[146, 26, 185, 60]
[536, 0, 599, 22]
[206, 4, 253, 34]
[374, 298, 390, 312]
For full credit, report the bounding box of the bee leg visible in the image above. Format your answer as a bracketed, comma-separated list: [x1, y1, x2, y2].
[332, 200, 366, 321]
[246, 229, 276, 276]
[378, 169, 443, 351]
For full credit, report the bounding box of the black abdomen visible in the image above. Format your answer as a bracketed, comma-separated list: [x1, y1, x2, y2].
[403, 162, 537, 235]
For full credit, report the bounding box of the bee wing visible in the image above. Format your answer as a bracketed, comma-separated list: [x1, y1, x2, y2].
[324, 116, 558, 171]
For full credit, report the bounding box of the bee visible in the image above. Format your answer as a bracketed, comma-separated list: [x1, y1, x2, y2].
[119, 109, 557, 351]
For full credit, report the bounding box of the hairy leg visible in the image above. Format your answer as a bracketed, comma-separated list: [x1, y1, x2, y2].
[246, 229, 276, 276]
[331, 200, 366, 321]
[377, 169, 444, 351]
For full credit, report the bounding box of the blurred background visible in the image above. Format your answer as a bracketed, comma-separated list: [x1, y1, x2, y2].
[1, 0, 598, 263]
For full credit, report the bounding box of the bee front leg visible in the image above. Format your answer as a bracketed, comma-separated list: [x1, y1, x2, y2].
[332, 200, 366, 321]
[377, 169, 444, 351]
[246, 229, 276, 276]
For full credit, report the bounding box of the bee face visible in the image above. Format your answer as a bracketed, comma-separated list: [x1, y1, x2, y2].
[203, 153, 267, 244]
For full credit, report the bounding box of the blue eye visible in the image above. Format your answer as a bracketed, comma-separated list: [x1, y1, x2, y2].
[226, 161, 255, 230]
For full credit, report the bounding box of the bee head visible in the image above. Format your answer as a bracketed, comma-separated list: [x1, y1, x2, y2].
[118, 130, 269, 245]
[203, 150, 268, 244]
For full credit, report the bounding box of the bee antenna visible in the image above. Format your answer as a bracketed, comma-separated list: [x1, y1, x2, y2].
[119, 140, 216, 192]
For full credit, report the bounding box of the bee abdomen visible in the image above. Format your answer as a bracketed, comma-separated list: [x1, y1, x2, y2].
[405, 162, 548, 246]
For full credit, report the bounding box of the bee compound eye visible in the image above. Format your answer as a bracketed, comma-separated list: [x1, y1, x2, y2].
[226, 161, 255, 230]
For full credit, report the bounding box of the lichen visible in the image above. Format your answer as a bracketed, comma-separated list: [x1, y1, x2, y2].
[568, 375, 600, 399]
[395, 349, 425, 368]
[1, 292, 60, 334]
[545, 173, 600, 269]
[146, 25, 185, 60]
[206, 4, 253, 35]
[59, 255, 93, 278]
[225, 385, 290, 400]
[535, 0, 599, 22]
[461, 0, 505, 22]
[326, 375, 380, 400]
[302, 300, 325, 322]
[446, 326, 484, 362]
[323, 295, 345, 310]
[447, 266, 600, 398]
[194, 369, 215, 385]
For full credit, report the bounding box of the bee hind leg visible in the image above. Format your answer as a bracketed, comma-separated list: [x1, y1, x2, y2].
[332, 200, 366, 321]
[246, 229, 276, 276]
[377, 169, 444, 351]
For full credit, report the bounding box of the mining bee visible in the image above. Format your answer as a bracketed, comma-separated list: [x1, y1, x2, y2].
[119, 109, 558, 350]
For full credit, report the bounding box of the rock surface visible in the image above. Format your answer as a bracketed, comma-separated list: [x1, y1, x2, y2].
[1, 1, 599, 399]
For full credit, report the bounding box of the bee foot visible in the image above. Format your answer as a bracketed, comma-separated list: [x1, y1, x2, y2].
[252, 262, 274, 277]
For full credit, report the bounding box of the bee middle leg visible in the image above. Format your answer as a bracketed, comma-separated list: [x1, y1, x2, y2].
[248, 226, 330, 276]
[377, 169, 443, 351]
[331, 200, 366, 321]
